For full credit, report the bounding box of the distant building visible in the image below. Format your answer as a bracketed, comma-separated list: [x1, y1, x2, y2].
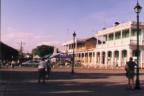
[63, 37, 97, 67]
[63, 21, 144, 68]
[0, 42, 19, 61]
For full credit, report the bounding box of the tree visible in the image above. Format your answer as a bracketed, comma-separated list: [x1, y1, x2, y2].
[32, 45, 54, 57]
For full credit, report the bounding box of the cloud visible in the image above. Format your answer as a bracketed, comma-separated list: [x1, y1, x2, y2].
[1, 31, 63, 52]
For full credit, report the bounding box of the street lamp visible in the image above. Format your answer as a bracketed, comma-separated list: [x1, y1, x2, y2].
[134, 0, 142, 89]
[0, 42, 2, 68]
[0, 31, 2, 68]
[72, 32, 76, 74]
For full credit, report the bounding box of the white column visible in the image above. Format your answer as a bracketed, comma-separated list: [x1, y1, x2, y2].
[114, 33, 115, 46]
[96, 52, 98, 65]
[111, 51, 114, 66]
[105, 51, 108, 68]
[140, 50, 143, 68]
[93, 52, 95, 64]
[120, 30, 123, 44]
[119, 50, 122, 67]
[93, 52, 96, 65]
[87, 52, 89, 65]
[99, 52, 102, 65]
[128, 49, 132, 60]
[84, 53, 86, 65]
[139, 50, 143, 68]
[86, 53, 88, 65]
[129, 28, 132, 37]
[91, 52, 93, 65]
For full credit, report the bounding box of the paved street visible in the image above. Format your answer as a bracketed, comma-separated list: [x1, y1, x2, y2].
[0, 67, 144, 96]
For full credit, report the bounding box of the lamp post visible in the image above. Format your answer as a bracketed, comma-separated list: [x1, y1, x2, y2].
[0, 42, 2, 68]
[134, 0, 142, 89]
[0, 29, 2, 68]
[72, 32, 76, 74]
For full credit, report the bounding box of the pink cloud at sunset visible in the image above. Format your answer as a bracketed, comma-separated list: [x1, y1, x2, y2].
[1, 31, 63, 53]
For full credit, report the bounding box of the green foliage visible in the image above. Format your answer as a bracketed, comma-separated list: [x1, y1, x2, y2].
[32, 45, 54, 57]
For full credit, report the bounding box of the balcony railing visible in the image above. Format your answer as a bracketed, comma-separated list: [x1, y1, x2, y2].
[96, 39, 144, 49]
[66, 39, 144, 51]
[130, 40, 137, 45]
[130, 40, 144, 45]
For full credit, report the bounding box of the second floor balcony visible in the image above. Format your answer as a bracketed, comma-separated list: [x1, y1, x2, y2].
[96, 38, 144, 49]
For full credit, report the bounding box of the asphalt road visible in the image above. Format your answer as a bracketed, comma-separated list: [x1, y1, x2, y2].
[0, 67, 144, 96]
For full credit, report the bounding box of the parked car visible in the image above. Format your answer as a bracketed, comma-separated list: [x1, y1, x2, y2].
[21, 60, 39, 67]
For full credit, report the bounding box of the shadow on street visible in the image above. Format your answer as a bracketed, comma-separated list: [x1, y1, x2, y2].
[0, 68, 144, 96]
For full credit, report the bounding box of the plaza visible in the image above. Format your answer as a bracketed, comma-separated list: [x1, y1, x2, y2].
[0, 67, 144, 96]
[1, 0, 144, 95]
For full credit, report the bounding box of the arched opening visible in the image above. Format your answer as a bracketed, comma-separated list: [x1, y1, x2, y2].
[89, 52, 92, 63]
[102, 52, 105, 64]
[108, 51, 112, 65]
[82, 53, 84, 63]
[122, 50, 127, 66]
[96, 52, 100, 64]
[85, 53, 88, 63]
[114, 51, 119, 66]
[132, 50, 141, 64]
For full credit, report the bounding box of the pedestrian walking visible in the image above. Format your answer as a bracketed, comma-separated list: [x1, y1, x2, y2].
[38, 58, 46, 83]
[45, 59, 51, 79]
[11, 60, 16, 68]
[125, 57, 137, 90]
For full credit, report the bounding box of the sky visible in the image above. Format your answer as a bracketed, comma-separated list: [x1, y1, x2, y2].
[1, 0, 144, 53]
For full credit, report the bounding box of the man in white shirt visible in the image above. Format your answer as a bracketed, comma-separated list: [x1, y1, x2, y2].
[38, 59, 46, 83]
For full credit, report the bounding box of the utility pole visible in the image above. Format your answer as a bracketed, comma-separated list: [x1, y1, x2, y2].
[18, 41, 25, 65]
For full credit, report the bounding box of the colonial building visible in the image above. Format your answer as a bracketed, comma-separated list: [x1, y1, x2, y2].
[63, 37, 97, 66]
[63, 21, 144, 68]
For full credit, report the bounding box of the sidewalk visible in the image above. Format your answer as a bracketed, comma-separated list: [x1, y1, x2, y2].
[0, 67, 144, 96]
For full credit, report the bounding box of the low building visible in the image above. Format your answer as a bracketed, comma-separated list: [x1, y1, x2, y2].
[63, 37, 97, 67]
[0, 42, 19, 62]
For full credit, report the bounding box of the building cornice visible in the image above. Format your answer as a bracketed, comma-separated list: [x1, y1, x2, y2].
[96, 21, 144, 36]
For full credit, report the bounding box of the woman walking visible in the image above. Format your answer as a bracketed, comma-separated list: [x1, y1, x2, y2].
[125, 57, 137, 90]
